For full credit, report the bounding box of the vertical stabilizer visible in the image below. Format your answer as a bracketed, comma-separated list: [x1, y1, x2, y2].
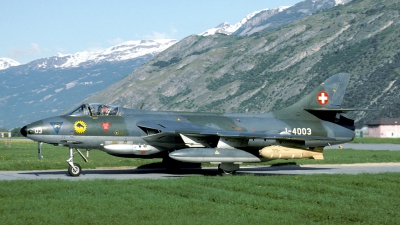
[275, 73, 350, 119]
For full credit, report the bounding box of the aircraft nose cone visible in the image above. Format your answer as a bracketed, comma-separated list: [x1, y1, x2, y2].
[20, 126, 27, 137]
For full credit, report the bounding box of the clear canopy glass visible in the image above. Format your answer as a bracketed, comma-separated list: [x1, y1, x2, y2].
[68, 103, 122, 116]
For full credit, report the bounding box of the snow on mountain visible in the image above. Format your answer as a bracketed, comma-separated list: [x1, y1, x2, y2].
[200, 6, 290, 36]
[334, 0, 352, 5]
[50, 39, 178, 69]
[200, 9, 266, 36]
[0, 39, 178, 71]
[0, 58, 20, 70]
[200, 22, 235, 36]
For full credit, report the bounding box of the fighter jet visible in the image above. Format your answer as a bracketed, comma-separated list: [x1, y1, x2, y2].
[20, 73, 371, 176]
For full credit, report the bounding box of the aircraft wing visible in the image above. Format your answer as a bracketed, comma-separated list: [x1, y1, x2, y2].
[137, 120, 336, 146]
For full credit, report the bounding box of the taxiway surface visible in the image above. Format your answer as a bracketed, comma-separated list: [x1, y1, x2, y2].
[1, 163, 400, 181]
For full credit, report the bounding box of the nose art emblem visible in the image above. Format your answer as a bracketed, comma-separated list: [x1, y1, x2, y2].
[50, 122, 63, 134]
[74, 120, 87, 134]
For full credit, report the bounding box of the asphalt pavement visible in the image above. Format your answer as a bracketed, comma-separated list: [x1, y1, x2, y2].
[2, 141, 399, 181]
[1, 163, 400, 181]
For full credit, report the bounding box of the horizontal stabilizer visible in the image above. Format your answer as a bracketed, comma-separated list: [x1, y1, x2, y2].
[305, 108, 378, 113]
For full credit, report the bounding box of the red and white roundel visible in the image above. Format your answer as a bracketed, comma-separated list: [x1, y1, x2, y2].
[317, 91, 329, 106]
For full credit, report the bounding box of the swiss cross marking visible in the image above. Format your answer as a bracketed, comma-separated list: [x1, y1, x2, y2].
[317, 91, 329, 106]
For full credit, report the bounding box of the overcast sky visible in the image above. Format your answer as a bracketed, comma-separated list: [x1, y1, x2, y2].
[1, 0, 302, 64]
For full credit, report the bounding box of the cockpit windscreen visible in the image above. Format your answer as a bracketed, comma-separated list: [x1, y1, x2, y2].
[68, 103, 122, 116]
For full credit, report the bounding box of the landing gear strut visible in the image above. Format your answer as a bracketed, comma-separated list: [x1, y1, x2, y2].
[66, 147, 88, 177]
[38, 142, 43, 159]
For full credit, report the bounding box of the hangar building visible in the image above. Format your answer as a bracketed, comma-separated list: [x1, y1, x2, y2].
[367, 118, 400, 138]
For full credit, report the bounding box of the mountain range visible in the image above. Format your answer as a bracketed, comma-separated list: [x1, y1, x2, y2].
[85, 0, 400, 128]
[3, 0, 388, 129]
[200, 0, 352, 36]
[0, 39, 177, 128]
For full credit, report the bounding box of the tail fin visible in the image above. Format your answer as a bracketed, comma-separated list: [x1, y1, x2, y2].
[296, 73, 350, 109]
[275, 73, 350, 119]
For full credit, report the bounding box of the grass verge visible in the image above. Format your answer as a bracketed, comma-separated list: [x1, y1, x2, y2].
[351, 137, 400, 144]
[0, 173, 399, 224]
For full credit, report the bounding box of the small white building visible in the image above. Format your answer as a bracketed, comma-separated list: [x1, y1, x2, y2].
[367, 118, 400, 138]
[355, 127, 368, 137]
[0, 132, 11, 138]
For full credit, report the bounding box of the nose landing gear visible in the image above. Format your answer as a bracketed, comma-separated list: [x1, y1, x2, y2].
[38, 142, 43, 160]
[66, 147, 88, 177]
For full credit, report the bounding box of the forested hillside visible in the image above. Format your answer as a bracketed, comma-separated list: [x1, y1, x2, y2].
[87, 0, 400, 127]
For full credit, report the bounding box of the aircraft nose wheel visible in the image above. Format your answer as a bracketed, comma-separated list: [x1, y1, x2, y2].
[66, 147, 88, 177]
[68, 163, 82, 177]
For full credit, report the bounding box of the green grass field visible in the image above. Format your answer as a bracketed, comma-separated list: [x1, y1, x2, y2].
[352, 137, 400, 144]
[1, 173, 399, 224]
[1, 140, 400, 171]
[1, 140, 400, 224]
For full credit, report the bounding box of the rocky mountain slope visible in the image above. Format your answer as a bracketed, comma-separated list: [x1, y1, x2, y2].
[87, 0, 400, 127]
[234, 0, 352, 36]
[0, 40, 177, 128]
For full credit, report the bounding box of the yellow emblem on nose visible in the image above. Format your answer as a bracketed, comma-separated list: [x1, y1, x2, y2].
[74, 120, 87, 134]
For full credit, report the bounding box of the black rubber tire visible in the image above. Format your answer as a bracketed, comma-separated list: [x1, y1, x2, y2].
[68, 163, 82, 177]
[218, 165, 236, 176]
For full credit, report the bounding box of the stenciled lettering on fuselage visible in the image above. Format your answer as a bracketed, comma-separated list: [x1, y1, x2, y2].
[74, 120, 87, 134]
[33, 127, 42, 134]
[284, 128, 312, 135]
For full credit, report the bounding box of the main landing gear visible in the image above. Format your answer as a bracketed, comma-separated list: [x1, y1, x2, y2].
[218, 163, 240, 176]
[66, 147, 88, 177]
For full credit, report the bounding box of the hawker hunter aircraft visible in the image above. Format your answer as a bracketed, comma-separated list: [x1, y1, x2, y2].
[21, 73, 370, 176]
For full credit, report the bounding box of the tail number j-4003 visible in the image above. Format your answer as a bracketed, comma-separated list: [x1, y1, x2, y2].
[286, 128, 312, 135]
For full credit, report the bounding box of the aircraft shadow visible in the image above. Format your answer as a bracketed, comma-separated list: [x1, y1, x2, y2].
[17, 165, 333, 178]
[238, 165, 333, 177]
[16, 169, 223, 178]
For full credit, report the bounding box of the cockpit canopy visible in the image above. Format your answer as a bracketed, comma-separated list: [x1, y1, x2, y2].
[68, 103, 122, 116]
